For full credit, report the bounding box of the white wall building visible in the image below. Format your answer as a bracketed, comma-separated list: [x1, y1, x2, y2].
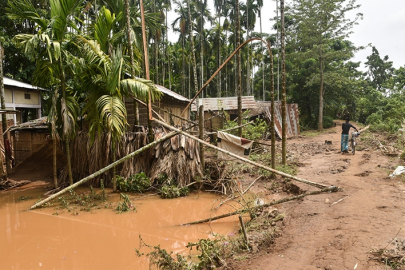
[3, 77, 45, 125]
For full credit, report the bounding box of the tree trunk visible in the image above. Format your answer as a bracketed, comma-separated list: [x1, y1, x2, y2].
[246, 0, 250, 96]
[236, 0, 242, 137]
[166, 10, 172, 90]
[52, 86, 58, 188]
[318, 50, 324, 130]
[139, 0, 153, 142]
[218, 15, 221, 97]
[0, 41, 7, 179]
[124, 0, 139, 128]
[280, 0, 287, 165]
[260, 8, 264, 101]
[199, 105, 205, 170]
[187, 0, 199, 111]
[268, 40, 276, 170]
[58, 59, 73, 185]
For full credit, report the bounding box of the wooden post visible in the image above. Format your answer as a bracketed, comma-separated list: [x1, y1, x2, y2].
[199, 105, 205, 170]
[0, 41, 7, 178]
[239, 215, 249, 250]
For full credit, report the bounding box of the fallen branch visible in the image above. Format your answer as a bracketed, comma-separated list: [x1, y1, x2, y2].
[154, 119, 330, 189]
[331, 195, 348, 206]
[29, 131, 179, 210]
[181, 186, 338, 225]
[216, 176, 262, 209]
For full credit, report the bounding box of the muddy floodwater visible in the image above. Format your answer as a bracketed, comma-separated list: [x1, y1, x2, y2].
[0, 183, 240, 270]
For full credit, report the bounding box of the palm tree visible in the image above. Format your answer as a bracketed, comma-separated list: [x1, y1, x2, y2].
[7, 0, 85, 185]
[214, 0, 225, 97]
[78, 42, 161, 190]
[187, 0, 199, 104]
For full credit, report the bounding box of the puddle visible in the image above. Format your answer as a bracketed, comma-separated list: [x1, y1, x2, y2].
[0, 184, 239, 270]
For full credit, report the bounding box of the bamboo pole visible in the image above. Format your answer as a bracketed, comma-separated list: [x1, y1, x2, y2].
[199, 105, 205, 169]
[239, 215, 249, 249]
[154, 119, 330, 189]
[29, 131, 179, 210]
[182, 186, 338, 225]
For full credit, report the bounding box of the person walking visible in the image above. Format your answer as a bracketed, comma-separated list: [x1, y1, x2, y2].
[341, 117, 358, 153]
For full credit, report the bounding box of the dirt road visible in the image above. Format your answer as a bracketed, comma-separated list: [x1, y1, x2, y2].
[230, 124, 405, 270]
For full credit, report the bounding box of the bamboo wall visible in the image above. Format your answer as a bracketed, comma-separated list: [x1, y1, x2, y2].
[125, 96, 190, 128]
[11, 129, 49, 164]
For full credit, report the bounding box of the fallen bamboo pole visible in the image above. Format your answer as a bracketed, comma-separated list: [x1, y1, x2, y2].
[29, 131, 179, 210]
[182, 186, 338, 225]
[154, 119, 330, 189]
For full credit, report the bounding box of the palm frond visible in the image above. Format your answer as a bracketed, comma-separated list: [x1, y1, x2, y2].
[96, 95, 127, 138]
[121, 78, 162, 102]
[6, 0, 48, 29]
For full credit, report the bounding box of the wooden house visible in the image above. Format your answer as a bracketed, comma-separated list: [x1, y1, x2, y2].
[126, 84, 190, 128]
[9, 117, 49, 165]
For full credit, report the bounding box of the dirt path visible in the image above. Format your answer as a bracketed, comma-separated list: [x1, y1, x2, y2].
[229, 124, 405, 270]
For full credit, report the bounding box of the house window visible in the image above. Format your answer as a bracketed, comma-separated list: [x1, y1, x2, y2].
[24, 93, 31, 99]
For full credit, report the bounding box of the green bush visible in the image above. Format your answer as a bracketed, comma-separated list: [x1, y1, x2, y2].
[222, 110, 267, 141]
[323, 115, 334, 129]
[159, 185, 189, 199]
[116, 172, 151, 193]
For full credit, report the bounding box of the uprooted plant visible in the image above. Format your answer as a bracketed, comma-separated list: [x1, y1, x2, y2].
[116, 193, 135, 213]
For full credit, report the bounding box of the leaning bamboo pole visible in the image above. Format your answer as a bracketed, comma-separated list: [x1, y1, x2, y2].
[154, 119, 330, 189]
[182, 186, 338, 225]
[29, 131, 179, 210]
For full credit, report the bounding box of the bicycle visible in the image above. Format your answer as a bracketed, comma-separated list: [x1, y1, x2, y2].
[350, 131, 361, 155]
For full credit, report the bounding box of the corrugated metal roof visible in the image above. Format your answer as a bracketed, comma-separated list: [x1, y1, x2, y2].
[156, 85, 190, 103]
[191, 96, 257, 111]
[3, 77, 47, 91]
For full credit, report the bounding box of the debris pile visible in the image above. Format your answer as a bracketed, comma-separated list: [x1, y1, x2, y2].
[370, 238, 405, 268]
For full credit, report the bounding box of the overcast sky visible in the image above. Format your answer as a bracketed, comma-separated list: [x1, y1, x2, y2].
[167, 0, 405, 70]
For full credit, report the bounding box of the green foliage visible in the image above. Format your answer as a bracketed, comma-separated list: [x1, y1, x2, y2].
[275, 164, 298, 176]
[159, 185, 190, 199]
[222, 110, 267, 141]
[16, 196, 32, 201]
[116, 172, 151, 193]
[323, 116, 334, 129]
[137, 237, 227, 270]
[116, 193, 135, 213]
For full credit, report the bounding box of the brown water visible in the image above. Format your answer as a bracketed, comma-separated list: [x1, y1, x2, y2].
[0, 183, 239, 270]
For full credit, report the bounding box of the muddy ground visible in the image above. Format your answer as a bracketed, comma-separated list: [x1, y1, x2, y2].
[227, 123, 405, 270]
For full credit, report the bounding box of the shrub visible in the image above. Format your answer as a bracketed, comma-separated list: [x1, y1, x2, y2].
[323, 115, 334, 129]
[116, 172, 151, 193]
[160, 185, 189, 199]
